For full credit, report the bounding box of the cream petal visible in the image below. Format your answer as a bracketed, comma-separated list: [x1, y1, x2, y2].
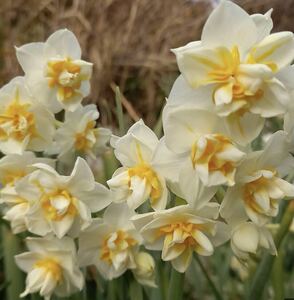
[251, 31, 294, 70]
[232, 222, 259, 254]
[15, 252, 42, 273]
[192, 230, 214, 256]
[162, 243, 186, 261]
[201, 1, 257, 53]
[250, 9, 273, 42]
[68, 157, 95, 192]
[127, 176, 150, 209]
[15, 42, 45, 73]
[224, 112, 264, 146]
[167, 75, 212, 109]
[45, 29, 81, 59]
[50, 215, 75, 238]
[39, 272, 57, 298]
[103, 203, 135, 229]
[214, 81, 234, 106]
[171, 248, 193, 273]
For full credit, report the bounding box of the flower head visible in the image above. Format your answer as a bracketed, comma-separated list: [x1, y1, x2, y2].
[169, 1, 293, 145]
[16, 29, 93, 112]
[221, 131, 294, 225]
[15, 236, 84, 299]
[78, 203, 142, 279]
[52, 104, 111, 162]
[0, 77, 55, 154]
[132, 204, 229, 273]
[163, 106, 245, 188]
[14, 157, 111, 238]
[0, 152, 54, 233]
[107, 120, 168, 210]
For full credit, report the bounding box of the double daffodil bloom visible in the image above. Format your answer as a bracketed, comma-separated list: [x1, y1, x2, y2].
[0, 77, 55, 154]
[14, 157, 111, 238]
[16, 29, 93, 112]
[78, 203, 142, 280]
[15, 236, 84, 300]
[0, 152, 54, 233]
[169, 1, 293, 145]
[221, 131, 294, 226]
[107, 120, 168, 210]
[132, 204, 229, 273]
[163, 106, 245, 189]
[52, 104, 111, 162]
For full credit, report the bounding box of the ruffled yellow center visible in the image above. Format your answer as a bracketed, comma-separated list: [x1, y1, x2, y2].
[159, 222, 200, 247]
[1, 170, 26, 186]
[47, 58, 84, 101]
[75, 121, 96, 152]
[128, 163, 162, 204]
[190, 134, 235, 176]
[34, 258, 62, 282]
[0, 96, 36, 142]
[197, 46, 264, 112]
[100, 230, 137, 264]
[247, 48, 278, 72]
[41, 189, 77, 221]
[243, 171, 277, 215]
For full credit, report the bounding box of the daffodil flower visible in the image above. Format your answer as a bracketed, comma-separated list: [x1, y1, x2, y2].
[220, 131, 294, 226]
[0, 152, 54, 233]
[107, 120, 168, 210]
[14, 157, 111, 238]
[169, 1, 293, 145]
[16, 29, 93, 112]
[15, 236, 84, 300]
[132, 204, 229, 273]
[163, 106, 245, 189]
[78, 203, 142, 280]
[51, 104, 111, 162]
[0, 77, 55, 154]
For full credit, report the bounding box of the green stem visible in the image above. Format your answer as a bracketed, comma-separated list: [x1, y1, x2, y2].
[167, 268, 184, 300]
[195, 255, 224, 300]
[247, 200, 294, 300]
[271, 248, 284, 300]
[107, 280, 116, 300]
[1, 226, 24, 300]
[115, 86, 125, 135]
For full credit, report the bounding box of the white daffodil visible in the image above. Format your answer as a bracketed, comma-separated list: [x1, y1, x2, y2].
[78, 203, 142, 280]
[16, 29, 93, 112]
[107, 120, 168, 210]
[169, 1, 293, 145]
[15, 236, 84, 300]
[0, 77, 55, 154]
[230, 221, 276, 260]
[220, 131, 294, 226]
[0, 152, 54, 233]
[52, 104, 111, 162]
[132, 204, 229, 273]
[14, 157, 111, 238]
[132, 251, 157, 287]
[162, 106, 245, 189]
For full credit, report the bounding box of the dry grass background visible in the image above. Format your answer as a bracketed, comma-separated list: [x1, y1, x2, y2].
[0, 0, 293, 129]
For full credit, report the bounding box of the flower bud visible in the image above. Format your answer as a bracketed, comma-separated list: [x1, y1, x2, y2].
[133, 252, 157, 287]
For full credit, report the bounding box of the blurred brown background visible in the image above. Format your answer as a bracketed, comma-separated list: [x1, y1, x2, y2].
[0, 0, 293, 129]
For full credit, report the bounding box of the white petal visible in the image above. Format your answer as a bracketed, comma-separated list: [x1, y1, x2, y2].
[45, 29, 81, 59]
[201, 1, 257, 53]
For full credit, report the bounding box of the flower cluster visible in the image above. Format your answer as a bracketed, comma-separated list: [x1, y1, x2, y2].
[0, 1, 294, 299]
